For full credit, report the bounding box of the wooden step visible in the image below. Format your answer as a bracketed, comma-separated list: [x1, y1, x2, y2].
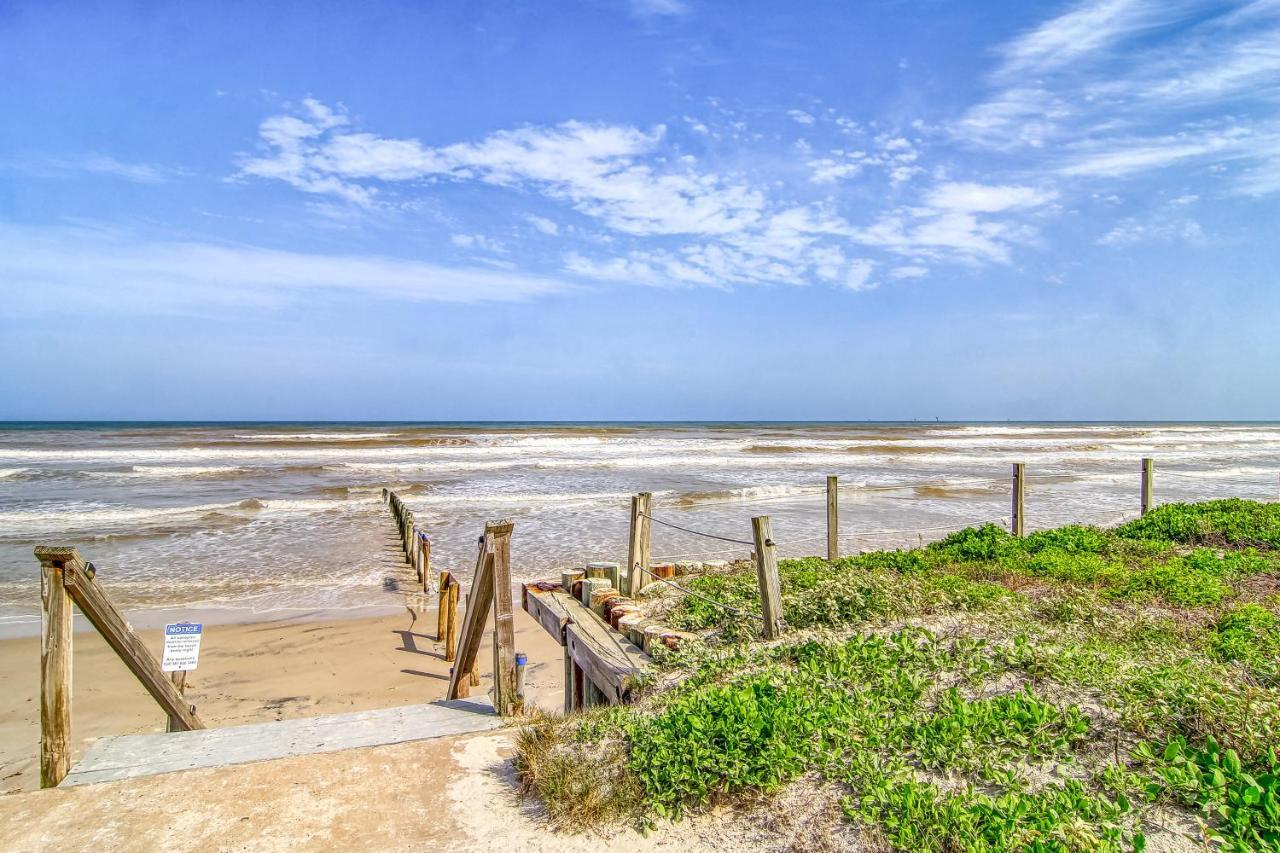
[60, 698, 500, 787]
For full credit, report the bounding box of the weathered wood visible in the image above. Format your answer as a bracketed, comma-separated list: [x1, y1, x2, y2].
[626, 492, 653, 595]
[445, 582, 459, 662]
[166, 670, 188, 734]
[523, 584, 573, 644]
[563, 616, 649, 705]
[437, 571, 452, 642]
[826, 474, 839, 561]
[1012, 462, 1026, 537]
[51, 550, 204, 732]
[488, 520, 518, 716]
[37, 548, 72, 788]
[751, 516, 784, 640]
[447, 536, 494, 700]
[419, 533, 432, 593]
[1141, 457, 1154, 516]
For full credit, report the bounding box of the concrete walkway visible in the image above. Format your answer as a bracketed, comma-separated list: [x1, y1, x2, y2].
[61, 698, 499, 786]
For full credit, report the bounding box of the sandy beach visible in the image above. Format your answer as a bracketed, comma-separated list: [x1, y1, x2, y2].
[0, 602, 563, 795]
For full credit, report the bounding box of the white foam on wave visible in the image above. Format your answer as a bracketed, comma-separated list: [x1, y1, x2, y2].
[0, 468, 26, 479]
[232, 432, 401, 441]
[0, 495, 355, 537]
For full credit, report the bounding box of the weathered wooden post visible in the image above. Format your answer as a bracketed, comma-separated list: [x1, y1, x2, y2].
[437, 571, 452, 643]
[419, 532, 431, 593]
[36, 547, 72, 788]
[445, 581, 459, 662]
[166, 671, 188, 734]
[750, 516, 783, 640]
[1012, 462, 1026, 537]
[626, 492, 652, 596]
[826, 475, 839, 561]
[489, 520, 518, 716]
[1141, 457, 1154, 516]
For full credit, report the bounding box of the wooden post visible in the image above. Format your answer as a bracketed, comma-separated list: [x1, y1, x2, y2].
[419, 533, 431, 593]
[444, 581, 459, 662]
[437, 571, 452, 642]
[488, 520, 518, 716]
[166, 671, 188, 734]
[626, 492, 652, 596]
[563, 646, 575, 713]
[1141, 457, 1154, 516]
[826, 475, 839, 561]
[1012, 462, 1025, 537]
[37, 550, 72, 788]
[447, 535, 496, 700]
[750, 516, 783, 640]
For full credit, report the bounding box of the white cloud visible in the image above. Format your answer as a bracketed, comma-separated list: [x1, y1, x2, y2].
[629, 0, 689, 16]
[926, 182, 1057, 212]
[845, 259, 877, 291]
[0, 224, 567, 314]
[451, 233, 507, 252]
[1098, 217, 1205, 245]
[527, 215, 560, 235]
[81, 156, 178, 184]
[890, 265, 930, 279]
[787, 110, 816, 125]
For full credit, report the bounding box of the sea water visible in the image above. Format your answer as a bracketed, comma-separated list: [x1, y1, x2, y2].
[1, 421, 1277, 635]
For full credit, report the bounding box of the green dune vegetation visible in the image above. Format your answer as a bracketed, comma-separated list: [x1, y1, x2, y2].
[516, 500, 1280, 851]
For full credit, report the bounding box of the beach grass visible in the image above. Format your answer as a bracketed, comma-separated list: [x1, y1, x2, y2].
[516, 499, 1280, 851]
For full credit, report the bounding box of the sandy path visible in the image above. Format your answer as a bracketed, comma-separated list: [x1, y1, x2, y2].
[0, 603, 563, 794]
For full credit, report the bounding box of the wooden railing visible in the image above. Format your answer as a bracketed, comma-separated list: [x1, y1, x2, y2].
[34, 545, 204, 788]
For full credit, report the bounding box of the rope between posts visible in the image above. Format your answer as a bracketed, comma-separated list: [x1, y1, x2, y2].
[640, 512, 755, 545]
[637, 564, 758, 620]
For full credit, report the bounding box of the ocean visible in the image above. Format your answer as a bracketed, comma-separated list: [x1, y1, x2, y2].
[2, 421, 1277, 636]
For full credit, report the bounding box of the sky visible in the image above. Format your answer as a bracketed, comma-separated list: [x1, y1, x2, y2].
[1, 0, 1278, 421]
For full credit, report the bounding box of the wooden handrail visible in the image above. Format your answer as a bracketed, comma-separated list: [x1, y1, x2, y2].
[34, 545, 204, 787]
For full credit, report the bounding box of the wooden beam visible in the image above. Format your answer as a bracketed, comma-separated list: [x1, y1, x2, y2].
[750, 516, 784, 640]
[445, 581, 459, 662]
[522, 584, 573, 644]
[626, 492, 652, 596]
[53, 550, 204, 732]
[564, 620, 648, 705]
[36, 547, 72, 788]
[446, 536, 493, 700]
[488, 520, 518, 716]
[826, 475, 839, 561]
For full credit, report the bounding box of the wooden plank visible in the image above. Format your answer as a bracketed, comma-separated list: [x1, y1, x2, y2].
[826, 474, 839, 561]
[522, 584, 573, 644]
[36, 547, 72, 788]
[751, 516, 784, 640]
[62, 699, 499, 787]
[57, 551, 204, 731]
[563, 615, 649, 705]
[166, 671, 188, 733]
[626, 492, 652, 595]
[489, 520, 517, 716]
[446, 536, 493, 700]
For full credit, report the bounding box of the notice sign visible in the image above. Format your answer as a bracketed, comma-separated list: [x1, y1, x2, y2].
[161, 623, 203, 672]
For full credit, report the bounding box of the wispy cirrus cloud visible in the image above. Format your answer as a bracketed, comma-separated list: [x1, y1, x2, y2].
[0, 223, 567, 315]
[956, 0, 1280, 194]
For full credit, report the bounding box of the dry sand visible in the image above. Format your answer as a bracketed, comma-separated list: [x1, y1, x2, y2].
[0, 602, 563, 795]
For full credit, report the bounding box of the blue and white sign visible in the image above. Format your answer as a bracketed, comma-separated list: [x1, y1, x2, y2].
[161, 623, 203, 672]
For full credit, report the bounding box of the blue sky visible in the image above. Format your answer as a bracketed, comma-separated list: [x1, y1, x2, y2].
[2, 0, 1278, 420]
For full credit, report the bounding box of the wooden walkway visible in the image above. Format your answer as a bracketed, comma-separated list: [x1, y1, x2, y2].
[61, 698, 499, 786]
